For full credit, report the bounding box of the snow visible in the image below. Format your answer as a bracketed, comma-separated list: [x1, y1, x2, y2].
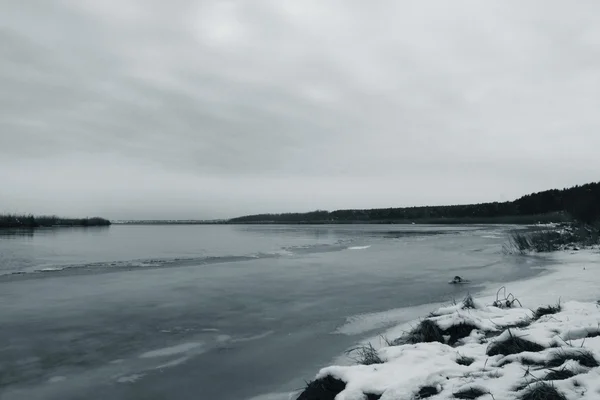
[305, 248, 600, 400]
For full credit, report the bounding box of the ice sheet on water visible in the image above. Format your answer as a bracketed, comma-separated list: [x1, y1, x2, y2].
[116, 373, 146, 384]
[139, 342, 203, 358]
[246, 392, 296, 400]
[347, 245, 371, 250]
[334, 303, 444, 336]
[155, 356, 189, 369]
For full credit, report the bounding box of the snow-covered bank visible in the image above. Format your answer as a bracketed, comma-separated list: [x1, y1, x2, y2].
[297, 249, 600, 400]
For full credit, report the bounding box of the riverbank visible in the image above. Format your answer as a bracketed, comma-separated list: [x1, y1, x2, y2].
[0, 214, 111, 228]
[295, 249, 600, 400]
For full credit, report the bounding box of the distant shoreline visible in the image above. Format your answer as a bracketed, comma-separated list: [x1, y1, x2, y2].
[228, 182, 599, 226]
[0, 215, 111, 229]
[113, 213, 566, 225]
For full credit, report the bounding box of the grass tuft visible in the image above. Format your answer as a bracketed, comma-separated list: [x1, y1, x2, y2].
[519, 382, 567, 400]
[393, 320, 444, 346]
[444, 323, 479, 346]
[585, 327, 600, 338]
[498, 318, 533, 330]
[462, 294, 476, 309]
[546, 349, 599, 368]
[507, 231, 532, 254]
[544, 368, 575, 381]
[487, 330, 545, 356]
[456, 354, 475, 366]
[297, 376, 346, 400]
[534, 302, 561, 320]
[453, 386, 488, 399]
[345, 343, 383, 365]
[414, 386, 439, 399]
[506, 224, 600, 254]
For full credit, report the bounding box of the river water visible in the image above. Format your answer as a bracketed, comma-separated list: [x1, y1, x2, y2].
[0, 224, 546, 400]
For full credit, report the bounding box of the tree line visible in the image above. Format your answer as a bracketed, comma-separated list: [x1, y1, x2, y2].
[229, 182, 600, 224]
[0, 214, 111, 228]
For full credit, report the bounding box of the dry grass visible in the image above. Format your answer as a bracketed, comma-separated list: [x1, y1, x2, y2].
[505, 224, 600, 254]
[453, 386, 489, 399]
[519, 382, 567, 400]
[546, 349, 599, 368]
[534, 302, 561, 320]
[444, 323, 479, 346]
[414, 386, 439, 399]
[456, 354, 475, 366]
[462, 294, 476, 309]
[393, 320, 444, 346]
[297, 376, 346, 400]
[544, 368, 575, 381]
[346, 343, 383, 365]
[497, 317, 533, 330]
[487, 330, 545, 356]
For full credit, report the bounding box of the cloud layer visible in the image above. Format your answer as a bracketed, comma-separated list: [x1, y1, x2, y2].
[2, 0, 600, 219]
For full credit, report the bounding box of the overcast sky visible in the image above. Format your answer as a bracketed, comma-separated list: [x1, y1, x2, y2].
[2, 1, 600, 219]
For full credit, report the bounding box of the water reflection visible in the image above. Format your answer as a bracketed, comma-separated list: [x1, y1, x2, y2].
[0, 229, 35, 239]
[233, 224, 466, 240]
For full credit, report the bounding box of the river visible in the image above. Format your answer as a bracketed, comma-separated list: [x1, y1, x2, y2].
[0, 224, 546, 400]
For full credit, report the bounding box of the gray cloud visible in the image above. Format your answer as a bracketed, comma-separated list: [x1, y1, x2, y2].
[2, 0, 600, 219]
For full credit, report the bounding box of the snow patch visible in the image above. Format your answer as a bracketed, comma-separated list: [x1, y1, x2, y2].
[315, 299, 600, 400]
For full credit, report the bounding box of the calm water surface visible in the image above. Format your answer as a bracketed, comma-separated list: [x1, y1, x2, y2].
[0, 224, 544, 400]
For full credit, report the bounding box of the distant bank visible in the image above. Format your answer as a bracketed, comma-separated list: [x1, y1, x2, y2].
[0, 214, 111, 229]
[228, 182, 600, 225]
[117, 182, 600, 226]
[12, 181, 598, 227]
[114, 213, 567, 225]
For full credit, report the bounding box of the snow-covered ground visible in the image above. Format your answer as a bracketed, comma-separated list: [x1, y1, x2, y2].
[298, 248, 600, 400]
